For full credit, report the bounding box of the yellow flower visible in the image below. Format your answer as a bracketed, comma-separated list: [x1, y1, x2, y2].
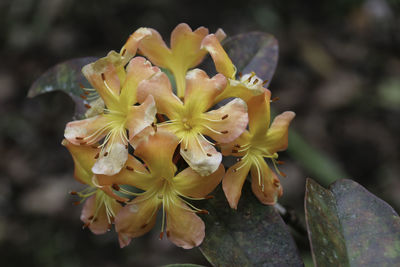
[137, 69, 248, 176]
[62, 139, 127, 234]
[64, 41, 161, 175]
[201, 34, 267, 104]
[220, 90, 295, 209]
[96, 129, 224, 249]
[138, 23, 226, 98]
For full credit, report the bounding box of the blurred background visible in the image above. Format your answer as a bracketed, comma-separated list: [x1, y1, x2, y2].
[0, 0, 399, 266]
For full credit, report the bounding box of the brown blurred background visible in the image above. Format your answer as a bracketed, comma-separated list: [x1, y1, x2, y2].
[1, 0, 399, 266]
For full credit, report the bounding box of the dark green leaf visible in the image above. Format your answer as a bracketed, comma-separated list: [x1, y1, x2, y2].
[305, 178, 400, 266]
[224, 32, 278, 87]
[28, 57, 97, 119]
[200, 183, 303, 267]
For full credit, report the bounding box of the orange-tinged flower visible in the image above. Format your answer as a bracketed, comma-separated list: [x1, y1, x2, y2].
[138, 23, 226, 98]
[62, 139, 127, 234]
[64, 51, 160, 176]
[96, 129, 224, 249]
[137, 69, 248, 176]
[201, 34, 267, 104]
[220, 90, 295, 209]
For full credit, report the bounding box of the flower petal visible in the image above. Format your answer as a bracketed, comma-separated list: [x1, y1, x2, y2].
[166, 200, 205, 249]
[134, 129, 179, 178]
[96, 154, 152, 191]
[92, 138, 128, 176]
[222, 160, 251, 209]
[201, 98, 248, 143]
[219, 130, 251, 156]
[247, 89, 271, 138]
[184, 69, 227, 113]
[180, 134, 222, 176]
[250, 158, 282, 205]
[201, 34, 236, 79]
[119, 57, 160, 107]
[264, 111, 296, 153]
[61, 139, 98, 185]
[138, 28, 172, 68]
[174, 164, 224, 198]
[115, 195, 160, 248]
[64, 115, 110, 146]
[82, 53, 121, 110]
[137, 71, 183, 119]
[121, 27, 152, 64]
[126, 95, 156, 141]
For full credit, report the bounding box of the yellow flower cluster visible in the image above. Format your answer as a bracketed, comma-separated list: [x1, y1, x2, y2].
[63, 23, 295, 249]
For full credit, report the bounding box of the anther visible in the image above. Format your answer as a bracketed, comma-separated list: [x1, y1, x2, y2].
[126, 166, 134, 171]
[271, 97, 280, 102]
[253, 78, 259, 85]
[103, 152, 109, 157]
[112, 184, 120, 191]
[75, 137, 84, 140]
[94, 153, 99, 159]
[69, 191, 78, 195]
[80, 94, 87, 100]
[280, 171, 287, 177]
[79, 83, 85, 89]
[262, 79, 268, 85]
[221, 130, 228, 134]
[221, 114, 229, 120]
[277, 161, 285, 165]
[85, 104, 92, 109]
[125, 145, 129, 149]
[84, 91, 90, 95]
[232, 149, 238, 153]
[121, 48, 127, 57]
[79, 142, 87, 145]
[198, 209, 209, 214]
[166, 231, 170, 238]
[73, 201, 81, 205]
[91, 145, 98, 149]
[205, 195, 214, 199]
[206, 153, 212, 157]
[88, 215, 94, 220]
[159, 232, 164, 240]
[101, 73, 106, 81]
[234, 144, 241, 148]
[238, 72, 242, 78]
[184, 148, 188, 152]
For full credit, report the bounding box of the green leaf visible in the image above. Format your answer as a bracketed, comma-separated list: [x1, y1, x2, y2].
[305, 178, 400, 266]
[223, 32, 278, 87]
[28, 57, 97, 119]
[200, 183, 303, 267]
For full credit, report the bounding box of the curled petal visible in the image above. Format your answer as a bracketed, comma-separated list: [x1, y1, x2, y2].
[166, 201, 205, 249]
[115, 196, 160, 248]
[122, 27, 152, 64]
[126, 95, 157, 141]
[61, 139, 98, 185]
[264, 111, 296, 153]
[202, 98, 248, 143]
[120, 57, 160, 107]
[184, 69, 227, 113]
[137, 71, 183, 119]
[92, 138, 128, 176]
[222, 160, 251, 209]
[250, 158, 282, 205]
[134, 129, 179, 178]
[174, 164, 224, 198]
[247, 89, 271, 138]
[201, 34, 236, 79]
[180, 134, 222, 176]
[64, 115, 110, 146]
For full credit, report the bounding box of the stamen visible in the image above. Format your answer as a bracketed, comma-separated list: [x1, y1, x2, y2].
[203, 124, 223, 135]
[206, 153, 212, 157]
[121, 48, 127, 57]
[80, 94, 87, 100]
[73, 201, 81, 205]
[69, 191, 78, 195]
[103, 152, 109, 157]
[85, 104, 92, 109]
[238, 72, 242, 78]
[112, 184, 120, 191]
[94, 153, 100, 159]
[253, 78, 259, 85]
[194, 135, 207, 156]
[197, 210, 209, 214]
[271, 97, 280, 102]
[126, 166, 134, 171]
[75, 137, 84, 140]
[262, 79, 268, 85]
[199, 133, 215, 146]
[221, 130, 228, 134]
[79, 142, 87, 146]
[221, 114, 229, 120]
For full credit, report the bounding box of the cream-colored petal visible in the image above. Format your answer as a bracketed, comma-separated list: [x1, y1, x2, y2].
[201, 98, 248, 144]
[184, 69, 227, 114]
[137, 71, 183, 119]
[121, 27, 152, 64]
[264, 111, 296, 153]
[138, 28, 172, 68]
[134, 129, 179, 178]
[125, 95, 156, 141]
[64, 115, 110, 146]
[201, 34, 236, 78]
[166, 201, 205, 249]
[120, 57, 160, 107]
[250, 158, 282, 205]
[174, 164, 224, 198]
[92, 139, 128, 176]
[180, 134, 222, 176]
[115, 195, 161, 248]
[222, 160, 251, 209]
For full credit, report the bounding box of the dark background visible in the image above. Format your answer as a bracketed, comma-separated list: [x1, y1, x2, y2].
[1, 0, 399, 266]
